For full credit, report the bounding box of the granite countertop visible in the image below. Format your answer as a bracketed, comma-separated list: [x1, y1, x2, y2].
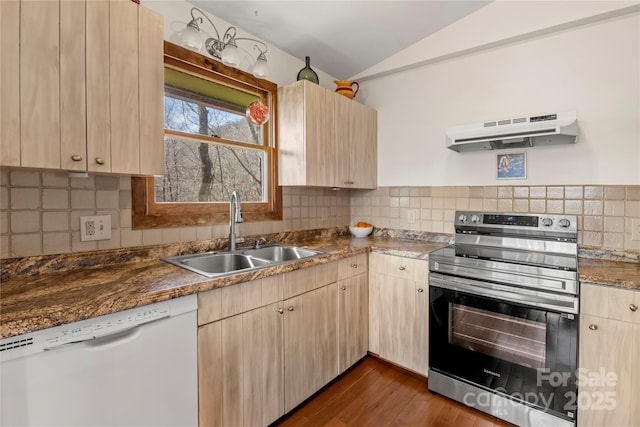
[0, 233, 446, 339]
[1, 231, 638, 340]
[576, 257, 640, 289]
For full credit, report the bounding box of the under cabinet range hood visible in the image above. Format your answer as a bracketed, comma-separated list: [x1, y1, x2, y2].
[446, 110, 577, 152]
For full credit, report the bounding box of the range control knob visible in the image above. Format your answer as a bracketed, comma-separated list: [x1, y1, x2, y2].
[559, 218, 571, 228]
[470, 214, 481, 224]
[458, 214, 468, 223]
[541, 218, 554, 227]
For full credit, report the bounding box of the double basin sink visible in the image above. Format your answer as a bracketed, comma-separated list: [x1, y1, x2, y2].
[162, 244, 325, 278]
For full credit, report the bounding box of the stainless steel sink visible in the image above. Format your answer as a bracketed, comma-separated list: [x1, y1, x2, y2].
[161, 244, 325, 278]
[241, 245, 320, 262]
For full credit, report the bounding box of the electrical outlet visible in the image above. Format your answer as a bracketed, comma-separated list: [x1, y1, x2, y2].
[80, 215, 112, 241]
[407, 210, 416, 224]
[632, 218, 640, 241]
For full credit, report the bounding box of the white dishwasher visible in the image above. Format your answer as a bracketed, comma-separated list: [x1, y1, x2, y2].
[0, 294, 198, 427]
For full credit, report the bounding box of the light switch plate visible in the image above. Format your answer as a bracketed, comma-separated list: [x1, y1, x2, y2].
[80, 215, 112, 241]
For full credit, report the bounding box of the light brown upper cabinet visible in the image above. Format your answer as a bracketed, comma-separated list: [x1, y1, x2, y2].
[277, 80, 377, 189]
[0, 0, 164, 176]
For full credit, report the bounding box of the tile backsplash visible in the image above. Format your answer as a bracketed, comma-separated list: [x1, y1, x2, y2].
[351, 185, 640, 252]
[0, 169, 351, 258]
[1, 168, 639, 258]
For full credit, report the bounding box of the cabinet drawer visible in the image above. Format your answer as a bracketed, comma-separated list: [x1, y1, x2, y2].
[581, 283, 640, 323]
[370, 253, 427, 282]
[198, 275, 283, 326]
[338, 253, 367, 280]
[283, 262, 338, 300]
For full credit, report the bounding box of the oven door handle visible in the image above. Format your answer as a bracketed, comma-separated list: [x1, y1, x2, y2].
[429, 272, 578, 314]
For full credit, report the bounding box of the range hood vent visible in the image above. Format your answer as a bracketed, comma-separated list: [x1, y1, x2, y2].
[446, 111, 578, 152]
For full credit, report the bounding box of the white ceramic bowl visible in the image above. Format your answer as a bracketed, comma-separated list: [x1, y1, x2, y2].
[349, 226, 373, 237]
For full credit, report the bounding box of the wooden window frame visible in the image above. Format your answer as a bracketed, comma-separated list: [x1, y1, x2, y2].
[132, 41, 281, 229]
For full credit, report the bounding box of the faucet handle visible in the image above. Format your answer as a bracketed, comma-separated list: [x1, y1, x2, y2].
[236, 236, 245, 244]
[254, 237, 267, 249]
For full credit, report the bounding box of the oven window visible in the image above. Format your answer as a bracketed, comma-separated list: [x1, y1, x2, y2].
[449, 304, 546, 369]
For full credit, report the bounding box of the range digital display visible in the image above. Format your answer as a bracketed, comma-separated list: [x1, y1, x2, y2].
[483, 214, 538, 227]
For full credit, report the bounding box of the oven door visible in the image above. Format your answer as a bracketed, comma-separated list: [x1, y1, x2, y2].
[429, 272, 578, 422]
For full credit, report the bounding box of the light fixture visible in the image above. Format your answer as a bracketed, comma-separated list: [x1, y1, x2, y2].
[181, 7, 269, 79]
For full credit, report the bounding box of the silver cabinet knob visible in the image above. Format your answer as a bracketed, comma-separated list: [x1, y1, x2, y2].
[399, 266, 406, 271]
[341, 285, 347, 291]
[71, 155, 83, 162]
[287, 306, 294, 311]
[630, 304, 638, 312]
[351, 263, 358, 269]
[277, 308, 284, 314]
[417, 288, 424, 293]
[95, 157, 105, 165]
[588, 324, 598, 331]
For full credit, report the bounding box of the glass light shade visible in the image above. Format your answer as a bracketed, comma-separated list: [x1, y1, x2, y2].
[252, 55, 268, 78]
[181, 25, 203, 51]
[221, 43, 240, 68]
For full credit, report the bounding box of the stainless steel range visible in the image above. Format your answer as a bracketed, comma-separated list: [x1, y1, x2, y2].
[428, 212, 579, 427]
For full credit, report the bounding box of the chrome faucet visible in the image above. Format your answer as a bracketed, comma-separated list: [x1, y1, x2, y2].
[229, 191, 244, 251]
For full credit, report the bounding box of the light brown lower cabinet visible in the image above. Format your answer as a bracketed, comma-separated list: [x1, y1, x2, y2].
[198, 255, 370, 426]
[198, 302, 284, 427]
[578, 283, 640, 427]
[338, 254, 369, 373]
[369, 252, 429, 376]
[284, 283, 338, 412]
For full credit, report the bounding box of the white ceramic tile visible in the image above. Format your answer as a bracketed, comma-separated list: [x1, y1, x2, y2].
[11, 211, 40, 233]
[43, 232, 71, 255]
[10, 170, 40, 186]
[43, 212, 70, 232]
[42, 172, 69, 188]
[71, 190, 95, 209]
[11, 233, 42, 257]
[11, 188, 40, 209]
[42, 188, 69, 209]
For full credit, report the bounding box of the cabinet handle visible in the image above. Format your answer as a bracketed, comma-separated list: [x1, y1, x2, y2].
[630, 304, 638, 312]
[351, 263, 358, 269]
[287, 306, 294, 311]
[71, 155, 83, 162]
[417, 288, 424, 293]
[95, 157, 105, 165]
[399, 266, 406, 271]
[341, 285, 347, 291]
[588, 324, 598, 331]
[277, 308, 284, 314]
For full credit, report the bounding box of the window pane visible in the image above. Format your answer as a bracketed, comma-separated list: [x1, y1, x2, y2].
[164, 89, 263, 145]
[155, 137, 265, 203]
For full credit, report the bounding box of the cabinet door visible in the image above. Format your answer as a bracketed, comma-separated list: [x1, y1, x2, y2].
[0, 0, 20, 166]
[109, 0, 140, 174]
[412, 278, 429, 376]
[370, 253, 429, 374]
[198, 303, 284, 427]
[578, 315, 632, 427]
[348, 100, 377, 189]
[60, 0, 87, 171]
[338, 273, 368, 373]
[20, 0, 60, 169]
[378, 275, 415, 369]
[284, 284, 338, 412]
[631, 324, 640, 426]
[306, 83, 338, 187]
[138, 5, 164, 175]
[86, 0, 112, 172]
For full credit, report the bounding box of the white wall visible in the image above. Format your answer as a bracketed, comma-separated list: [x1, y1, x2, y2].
[357, 4, 640, 187]
[143, 0, 337, 88]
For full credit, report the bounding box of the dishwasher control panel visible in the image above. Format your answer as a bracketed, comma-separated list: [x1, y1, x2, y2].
[0, 294, 196, 361]
[42, 306, 170, 349]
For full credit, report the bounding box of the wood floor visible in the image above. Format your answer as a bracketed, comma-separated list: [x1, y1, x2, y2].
[272, 356, 515, 427]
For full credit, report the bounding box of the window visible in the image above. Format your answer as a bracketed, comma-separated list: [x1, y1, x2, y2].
[132, 42, 281, 228]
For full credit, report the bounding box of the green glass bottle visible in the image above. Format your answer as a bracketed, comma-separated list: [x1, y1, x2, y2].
[296, 56, 319, 84]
